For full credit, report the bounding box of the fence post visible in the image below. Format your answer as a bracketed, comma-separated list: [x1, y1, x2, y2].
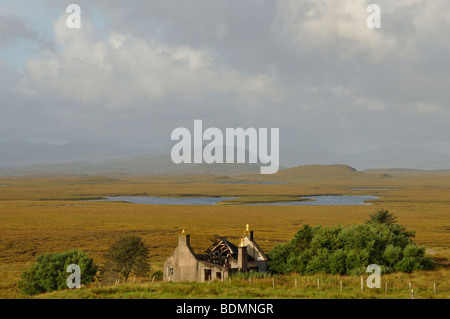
[317, 278, 320, 291]
[361, 276, 364, 292]
[434, 282, 436, 294]
[340, 280, 343, 292]
[295, 278, 297, 290]
[385, 282, 388, 292]
[272, 278, 275, 289]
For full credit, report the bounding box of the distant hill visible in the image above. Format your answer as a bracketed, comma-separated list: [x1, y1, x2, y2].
[237, 164, 390, 183]
[0, 155, 261, 176]
[363, 168, 450, 176]
[280, 144, 450, 170]
[242, 164, 450, 183]
[276, 164, 360, 179]
[2, 138, 450, 175]
[0, 138, 168, 168]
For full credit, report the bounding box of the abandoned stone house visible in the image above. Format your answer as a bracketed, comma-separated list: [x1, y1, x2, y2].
[163, 225, 268, 282]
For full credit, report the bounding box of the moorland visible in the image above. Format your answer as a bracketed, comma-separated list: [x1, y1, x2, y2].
[0, 165, 449, 298]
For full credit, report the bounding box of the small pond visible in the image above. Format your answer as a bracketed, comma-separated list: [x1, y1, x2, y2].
[246, 195, 378, 206]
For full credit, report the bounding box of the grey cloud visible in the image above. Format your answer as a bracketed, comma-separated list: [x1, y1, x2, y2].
[0, 15, 39, 45]
[0, 14, 55, 53]
[2, 0, 450, 159]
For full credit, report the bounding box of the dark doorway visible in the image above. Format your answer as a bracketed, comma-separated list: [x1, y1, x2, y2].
[204, 269, 211, 282]
[216, 272, 222, 280]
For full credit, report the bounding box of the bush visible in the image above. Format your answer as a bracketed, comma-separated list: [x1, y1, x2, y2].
[18, 249, 97, 295]
[403, 244, 425, 258]
[383, 244, 402, 266]
[328, 249, 347, 275]
[394, 257, 423, 273]
[151, 270, 163, 281]
[268, 221, 434, 275]
[100, 235, 151, 283]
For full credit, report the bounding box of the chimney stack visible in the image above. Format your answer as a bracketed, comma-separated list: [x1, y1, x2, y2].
[238, 238, 248, 272]
[179, 230, 190, 247]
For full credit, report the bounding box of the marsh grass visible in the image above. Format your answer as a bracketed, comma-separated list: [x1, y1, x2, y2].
[1, 171, 449, 298]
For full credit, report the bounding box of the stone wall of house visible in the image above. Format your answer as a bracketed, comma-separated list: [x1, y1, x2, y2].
[244, 234, 268, 272]
[163, 234, 229, 282]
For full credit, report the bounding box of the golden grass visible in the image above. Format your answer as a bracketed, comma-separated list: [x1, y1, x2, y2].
[0, 169, 449, 298]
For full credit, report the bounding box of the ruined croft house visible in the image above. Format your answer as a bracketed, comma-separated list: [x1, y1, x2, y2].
[163, 226, 268, 282]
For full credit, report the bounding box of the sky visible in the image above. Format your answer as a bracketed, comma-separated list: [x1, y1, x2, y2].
[1, 0, 450, 155]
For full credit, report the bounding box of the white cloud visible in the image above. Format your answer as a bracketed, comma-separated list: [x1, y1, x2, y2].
[411, 102, 450, 116]
[25, 14, 285, 110]
[273, 0, 450, 61]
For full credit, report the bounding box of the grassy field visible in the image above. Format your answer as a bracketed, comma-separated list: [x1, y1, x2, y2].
[34, 269, 450, 299]
[0, 165, 449, 298]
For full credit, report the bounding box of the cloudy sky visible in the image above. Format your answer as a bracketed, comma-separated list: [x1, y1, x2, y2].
[1, 0, 450, 155]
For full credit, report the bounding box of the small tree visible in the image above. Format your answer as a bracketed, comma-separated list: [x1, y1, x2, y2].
[18, 249, 97, 295]
[366, 209, 398, 225]
[102, 235, 151, 282]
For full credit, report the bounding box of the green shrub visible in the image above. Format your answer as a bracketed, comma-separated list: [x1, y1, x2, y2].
[394, 257, 423, 273]
[305, 248, 330, 274]
[268, 220, 434, 275]
[328, 249, 347, 275]
[151, 270, 163, 281]
[345, 249, 370, 270]
[18, 249, 97, 295]
[265, 243, 293, 274]
[382, 244, 402, 266]
[403, 244, 425, 258]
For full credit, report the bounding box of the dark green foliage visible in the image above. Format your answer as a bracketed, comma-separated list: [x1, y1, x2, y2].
[151, 270, 163, 281]
[394, 257, 423, 273]
[18, 249, 97, 295]
[268, 223, 435, 275]
[328, 249, 347, 274]
[101, 235, 151, 282]
[366, 208, 398, 225]
[383, 244, 402, 266]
